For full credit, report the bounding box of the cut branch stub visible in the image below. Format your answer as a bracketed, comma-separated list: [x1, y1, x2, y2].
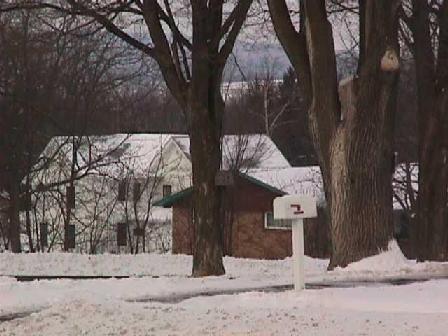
[381, 47, 400, 72]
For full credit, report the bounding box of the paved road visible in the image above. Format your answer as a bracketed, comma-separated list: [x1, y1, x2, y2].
[2, 275, 447, 322]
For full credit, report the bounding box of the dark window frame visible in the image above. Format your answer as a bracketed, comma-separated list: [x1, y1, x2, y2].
[163, 184, 172, 197]
[264, 211, 292, 230]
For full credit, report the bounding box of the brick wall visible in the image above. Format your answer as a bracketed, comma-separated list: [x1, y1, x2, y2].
[171, 206, 194, 254]
[170, 175, 331, 259]
[172, 207, 293, 259]
[232, 212, 292, 259]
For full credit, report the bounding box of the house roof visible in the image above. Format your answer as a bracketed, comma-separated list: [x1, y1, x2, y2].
[247, 166, 324, 200]
[170, 134, 291, 170]
[153, 172, 285, 208]
[40, 133, 290, 180]
[38, 134, 176, 179]
[241, 173, 286, 195]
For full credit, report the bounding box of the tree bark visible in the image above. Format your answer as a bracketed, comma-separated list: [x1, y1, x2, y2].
[189, 33, 225, 276]
[330, 0, 399, 268]
[269, 0, 398, 268]
[329, 76, 396, 268]
[189, 99, 225, 276]
[412, 0, 448, 261]
[417, 130, 448, 261]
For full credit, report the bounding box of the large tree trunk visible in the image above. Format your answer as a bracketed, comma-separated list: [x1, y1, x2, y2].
[417, 137, 448, 260]
[328, 78, 396, 268]
[268, 0, 398, 269]
[305, 0, 398, 269]
[189, 99, 225, 276]
[189, 84, 225, 277]
[412, 0, 448, 261]
[328, 1, 398, 268]
[415, 85, 448, 261]
[186, 2, 227, 277]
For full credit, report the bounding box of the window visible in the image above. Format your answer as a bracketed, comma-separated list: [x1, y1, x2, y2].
[66, 186, 76, 209]
[163, 185, 172, 197]
[264, 212, 292, 230]
[118, 180, 128, 202]
[133, 182, 141, 202]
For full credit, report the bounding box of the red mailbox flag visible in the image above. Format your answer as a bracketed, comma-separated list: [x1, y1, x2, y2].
[290, 204, 305, 215]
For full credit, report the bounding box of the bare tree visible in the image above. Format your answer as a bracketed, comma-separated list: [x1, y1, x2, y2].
[1, 0, 256, 275]
[224, 66, 316, 165]
[231, 70, 296, 137]
[0, 10, 63, 252]
[399, 0, 448, 260]
[268, 0, 400, 268]
[0, 6, 152, 252]
[393, 162, 418, 216]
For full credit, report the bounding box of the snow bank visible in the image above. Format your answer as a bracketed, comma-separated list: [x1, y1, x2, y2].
[1, 244, 447, 281]
[330, 240, 448, 280]
[338, 240, 412, 273]
[0, 252, 191, 277]
[0, 252, 327, 280]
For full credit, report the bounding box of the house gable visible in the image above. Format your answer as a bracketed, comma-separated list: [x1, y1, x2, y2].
[153, 172, 285, 209]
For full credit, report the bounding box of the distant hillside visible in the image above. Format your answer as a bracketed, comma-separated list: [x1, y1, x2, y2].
[225, 41, 358, 83]
[224, 41, 291, 81]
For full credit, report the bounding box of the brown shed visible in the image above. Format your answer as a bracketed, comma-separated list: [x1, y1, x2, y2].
[155, 172, 330, 259]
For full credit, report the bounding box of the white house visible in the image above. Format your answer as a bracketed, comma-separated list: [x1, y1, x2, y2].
[30, 133, 326, 254]
[31, 134, 176, 254]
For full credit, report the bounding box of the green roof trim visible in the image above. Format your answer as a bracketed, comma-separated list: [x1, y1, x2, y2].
[238, 172, 286, 196]
[153, 172, 285, 208]
[153, 187, 193, 208]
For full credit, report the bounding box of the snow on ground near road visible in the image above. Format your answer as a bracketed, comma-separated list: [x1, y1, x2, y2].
[1, 240, 447, 281]
[1, 243, 448, 335]
[1, 278, 448, 335]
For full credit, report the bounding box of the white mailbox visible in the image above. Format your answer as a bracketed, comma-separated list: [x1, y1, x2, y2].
[273, 195, 317, 220]
[273, 194, 317, 292]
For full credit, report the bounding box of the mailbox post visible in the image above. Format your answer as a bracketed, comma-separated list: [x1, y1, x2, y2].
[273, 195, 317, 291]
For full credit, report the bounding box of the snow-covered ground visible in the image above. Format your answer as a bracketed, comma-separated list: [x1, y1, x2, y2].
[1, 241, 448, 335]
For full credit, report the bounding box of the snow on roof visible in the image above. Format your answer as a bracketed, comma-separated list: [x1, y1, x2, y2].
[248, 166, 324, 201]
[247, 162, 420, 208]
[171, 135, 191, 160]
[171, 134, 291, 170]
[41, 134, 290, 178]
[40, 134, 175, 178]
[247, 162, 420, 210]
